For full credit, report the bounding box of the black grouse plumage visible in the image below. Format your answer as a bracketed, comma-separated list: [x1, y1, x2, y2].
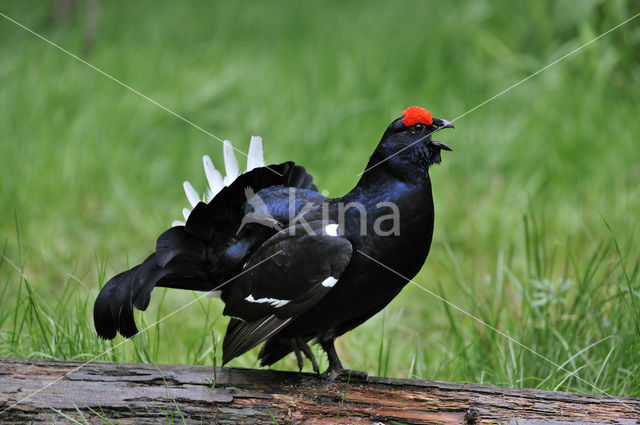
[94, 107, 453, 377]
[94, 162, 318, 339]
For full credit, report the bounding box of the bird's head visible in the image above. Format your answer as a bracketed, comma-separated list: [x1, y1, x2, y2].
[368, 106, 454, 176]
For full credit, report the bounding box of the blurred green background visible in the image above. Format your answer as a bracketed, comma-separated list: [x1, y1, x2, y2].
[1, 0, 639, 397]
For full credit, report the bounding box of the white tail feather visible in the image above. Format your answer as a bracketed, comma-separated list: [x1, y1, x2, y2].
[204, 188, 214, 203]
[175, 137, 267, 226]
[246, 136, 264, 171]
[183, 181, 200, 208]
[203, 155, 224, 197]
[223, 140, 239, 186]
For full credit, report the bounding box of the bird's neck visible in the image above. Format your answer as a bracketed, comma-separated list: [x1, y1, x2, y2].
[345, 163, 433, 204]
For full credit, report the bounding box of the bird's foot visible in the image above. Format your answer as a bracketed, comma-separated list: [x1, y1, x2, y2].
[321, 367, 368, 381]
[318, 338, 367, 380]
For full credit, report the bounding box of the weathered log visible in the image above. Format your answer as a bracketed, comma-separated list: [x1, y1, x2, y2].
[0, 357, 638, 424]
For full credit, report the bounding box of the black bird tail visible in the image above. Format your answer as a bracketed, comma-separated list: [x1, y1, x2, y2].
[93, 239, 213, 339]
[94, 162, 317, 340]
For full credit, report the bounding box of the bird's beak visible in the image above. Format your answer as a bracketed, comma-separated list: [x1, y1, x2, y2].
[430, 119, 454, 151]
[439, 119, 454, 130]
[431, 141, 452, 151]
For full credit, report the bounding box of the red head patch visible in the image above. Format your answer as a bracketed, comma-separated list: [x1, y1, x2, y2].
[402, 106, 433, 127]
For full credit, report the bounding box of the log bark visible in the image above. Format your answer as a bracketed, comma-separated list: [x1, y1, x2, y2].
[0, 357, 638, 424]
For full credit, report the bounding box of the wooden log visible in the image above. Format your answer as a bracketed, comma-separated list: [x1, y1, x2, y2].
[0, 357, 638, 424]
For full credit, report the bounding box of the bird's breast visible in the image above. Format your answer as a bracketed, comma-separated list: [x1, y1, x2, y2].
[337, 179, 435, 282]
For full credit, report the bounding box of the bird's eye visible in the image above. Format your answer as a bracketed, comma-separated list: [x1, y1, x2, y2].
[412, 123, 425, 132]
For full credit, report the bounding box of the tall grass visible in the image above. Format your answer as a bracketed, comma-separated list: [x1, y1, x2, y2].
[1, 0, 639, 398]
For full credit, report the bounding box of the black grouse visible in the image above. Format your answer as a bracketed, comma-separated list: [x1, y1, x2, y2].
[94, 106, 454, 377]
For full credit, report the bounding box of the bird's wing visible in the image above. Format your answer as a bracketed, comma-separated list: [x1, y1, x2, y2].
[221, 220, 352, 364]
[156, 162, 318, 280]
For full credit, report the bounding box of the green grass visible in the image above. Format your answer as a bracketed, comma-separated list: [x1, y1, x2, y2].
[1, 0, 639, 403]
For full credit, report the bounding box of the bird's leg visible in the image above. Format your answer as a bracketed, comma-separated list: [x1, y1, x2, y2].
[296, 338, 320, 374]
[319, 339, 343, 379]
[320, 339, 368, 381]
[291, 340, 304, 372]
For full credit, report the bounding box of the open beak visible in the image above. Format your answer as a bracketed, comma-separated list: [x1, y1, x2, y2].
[431, 119, 454, 151]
